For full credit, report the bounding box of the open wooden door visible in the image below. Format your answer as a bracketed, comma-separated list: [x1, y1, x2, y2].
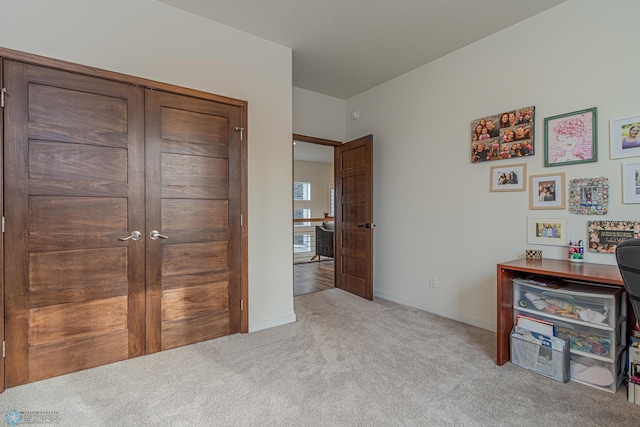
[335, 135, 374, 300]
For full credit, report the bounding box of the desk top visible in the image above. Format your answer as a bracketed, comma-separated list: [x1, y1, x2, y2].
[498, 258, 623, 286]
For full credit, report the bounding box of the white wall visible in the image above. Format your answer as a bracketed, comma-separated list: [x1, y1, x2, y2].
[293, 87, 346, 141]
[345, 0, 640, 331]
[0, 0, 295, 331]
[294, 160, 334, 219]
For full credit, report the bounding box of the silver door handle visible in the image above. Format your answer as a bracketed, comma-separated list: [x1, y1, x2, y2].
[149, 230, 169, 240]
[119, 231, 142, 241]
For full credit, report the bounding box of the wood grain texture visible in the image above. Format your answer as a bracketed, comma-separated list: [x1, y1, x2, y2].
[29, 247, 128, 289]
[162, 199, 228, 231]
[29, 196, 127, 234]
[160, 107, 229, 148]
[29, 296, 128, 346]
[161, 312, 230, 351]
[29, 330, 129, 383]
[29, 141, 128, 182]
[162, 282, 229, 321]
[162, 242, 229, 277]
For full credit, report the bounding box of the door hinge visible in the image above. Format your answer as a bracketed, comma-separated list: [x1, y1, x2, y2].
[2, 216, 4, 233]
[1, 88, 6, 108]
[2, 341, 5, 358]
[240, 214, 243, 227]
[235, 127, 244, 141]
[241, 300, 244, 311]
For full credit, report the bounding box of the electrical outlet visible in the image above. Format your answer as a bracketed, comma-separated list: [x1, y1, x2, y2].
[428, 275, 437, 288]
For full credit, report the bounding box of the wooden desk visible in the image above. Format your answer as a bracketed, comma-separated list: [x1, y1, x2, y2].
[496, 258, 624, 365]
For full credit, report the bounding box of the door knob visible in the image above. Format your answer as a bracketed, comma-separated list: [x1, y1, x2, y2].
[149, 230, 169, 240]
[119, 231, 142, 241]
[357, 223, 375, 229]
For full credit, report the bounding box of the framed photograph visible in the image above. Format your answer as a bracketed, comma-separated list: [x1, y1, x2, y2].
[587, 220, 640, 253]
[490, 163, 526, 192]
[610, 115, 640, 159]
[568, 177, 609, 215]
[471, 106, 535, 163]
[544, 107, 597, 167]
[527, 217, 568, 246]
[622, 161, 640, 204]
[529, 172, 565, 209]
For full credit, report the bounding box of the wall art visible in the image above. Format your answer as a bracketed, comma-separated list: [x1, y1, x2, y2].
[610, 115, 640, 159]
[622, 161, 640, 204]
[587, 220, 640, 253]
[471, 106, 534, 163]
[529, 172, 565, 210]
[490, 163, 526, 192]
[568, 177, 608, 215]
[527, 216, 568, 246]
[544, 107, 597, 167]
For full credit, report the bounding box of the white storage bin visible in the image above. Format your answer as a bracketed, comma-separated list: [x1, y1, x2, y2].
[513, 278, 623, 330]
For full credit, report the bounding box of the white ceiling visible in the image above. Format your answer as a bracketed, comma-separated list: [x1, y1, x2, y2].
[159, 0, 566, 99]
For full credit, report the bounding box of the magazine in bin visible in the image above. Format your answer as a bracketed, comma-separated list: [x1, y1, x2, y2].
[510, 325, 570, 382]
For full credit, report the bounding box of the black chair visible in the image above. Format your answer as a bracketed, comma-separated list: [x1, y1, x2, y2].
[315, 223, 334, 259]
[615, 238, 640, 323]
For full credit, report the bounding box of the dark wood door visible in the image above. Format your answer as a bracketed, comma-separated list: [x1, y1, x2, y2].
[3, 61, 146, 386]
[145, 90, 242, 353]
[335, 135, 374, 300]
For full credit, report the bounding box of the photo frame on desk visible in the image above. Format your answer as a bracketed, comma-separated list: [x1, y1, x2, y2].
[527, 216, 568, 246]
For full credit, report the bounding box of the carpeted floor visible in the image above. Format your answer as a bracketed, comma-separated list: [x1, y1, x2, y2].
[0, 288, 637, 426]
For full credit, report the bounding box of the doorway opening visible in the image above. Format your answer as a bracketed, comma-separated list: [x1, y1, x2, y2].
[292, 134, 340, 296]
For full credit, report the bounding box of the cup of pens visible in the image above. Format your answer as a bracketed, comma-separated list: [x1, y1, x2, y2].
[568, 240, 584, 263]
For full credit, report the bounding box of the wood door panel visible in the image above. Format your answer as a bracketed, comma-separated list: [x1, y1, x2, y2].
[160, 107, 229, 148]
[29, 197, 127, 234]
[29, 330, 129, 383]
[28, 84, 128, 134]
[161, 154, 229, 192]
[161, 139, 230, 159]
[161, 313, 230, 351]
[162, 271, 230, 291]
[340, 145, 366, 170]
[28, 179, 128, 198]
[29, 296, 128, 346]
[30, 282, 128, 309]
[341, 230, 366, 249]
[29, 247, 128, 289]
[162, 282, 229, 321]
[162, 242, 229, 277]
[29, 141, 128, 182]
[341, 176, 366, 203]
[162, 199, 229, 231]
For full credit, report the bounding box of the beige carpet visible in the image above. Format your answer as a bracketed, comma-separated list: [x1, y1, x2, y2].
[0, 288, 636, 426]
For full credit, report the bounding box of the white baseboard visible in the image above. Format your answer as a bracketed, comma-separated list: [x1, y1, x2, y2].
[249, 313, 297, 333]
[374, 290, 496, 332]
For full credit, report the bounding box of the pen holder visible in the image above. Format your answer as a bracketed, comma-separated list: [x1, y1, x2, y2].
[568, 244, 584, 263]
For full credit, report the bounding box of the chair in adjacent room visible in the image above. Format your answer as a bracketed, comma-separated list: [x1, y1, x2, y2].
[314, 221, 334, 260]
[615, 238, 640, 323]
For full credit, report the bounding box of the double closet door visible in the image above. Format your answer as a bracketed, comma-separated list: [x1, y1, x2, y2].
[3, 60, 243, 387]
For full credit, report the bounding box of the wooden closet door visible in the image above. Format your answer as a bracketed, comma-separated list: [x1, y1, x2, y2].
[3, 61, 146, 386]
[145, 90, 242, 353]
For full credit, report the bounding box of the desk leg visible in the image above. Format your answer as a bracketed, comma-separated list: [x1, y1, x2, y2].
[496, 267, 516, 365]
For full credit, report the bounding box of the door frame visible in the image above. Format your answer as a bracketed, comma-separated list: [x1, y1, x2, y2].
[0, 47, 249, 391]
[292, 134, 341, 292]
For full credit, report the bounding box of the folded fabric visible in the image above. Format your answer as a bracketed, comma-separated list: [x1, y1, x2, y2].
[570, 361, 614, 386]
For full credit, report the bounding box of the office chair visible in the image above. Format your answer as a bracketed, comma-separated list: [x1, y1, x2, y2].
[615, 238, 640, 323]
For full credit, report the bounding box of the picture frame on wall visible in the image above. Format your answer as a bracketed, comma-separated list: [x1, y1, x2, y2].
[610, 115, 640, 159]
[544, 107, 597, 167]
[527, 216, 568, 246]
[587, 220, 640, 253]
[471, 106, 535, 163]
[489, 163, 526, 192]
[568, 177, 609, 215]
[529, 172, 565, 209]
[622, 161, 640, 204]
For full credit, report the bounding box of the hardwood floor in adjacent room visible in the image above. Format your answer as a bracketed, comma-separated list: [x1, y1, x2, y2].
[294, 259, 334, 296]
